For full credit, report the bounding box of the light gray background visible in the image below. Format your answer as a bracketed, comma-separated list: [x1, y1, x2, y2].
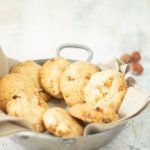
[0, 0, 150, 149]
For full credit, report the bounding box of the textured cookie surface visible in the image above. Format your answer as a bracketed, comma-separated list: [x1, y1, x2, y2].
[40, 58, 71, 99]
[60, 61, 100, 106]
[43, 107, 83, 138]
[84, 70, 128, 112]
[69, 103, 119, 123]
[0, 73, 38, 111]
[6, 92, 48, 132]
[10, 60, 41, 88]
[10, 60, 50, 101]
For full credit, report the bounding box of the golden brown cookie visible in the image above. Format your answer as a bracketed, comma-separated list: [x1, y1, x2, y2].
[10, 60, 50, 101]
[40, 58, 71, 99]
[43, 107, 83, 138]
[6, 92, 48, 132]
[84, 70, 128, 112]
[69, 103, 119, 123]
[0, 73, 39, 111]
[60, 61, 100, 106]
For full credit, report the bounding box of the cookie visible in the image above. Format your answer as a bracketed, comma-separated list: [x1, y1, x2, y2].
[60, 61, 100, 106]
[69, 103, 119, 123]
[43, 107, 83, 138]
[40, 58, 71, 99]
[84, 70, 128, 112]
[10, 60, 50, 101]
[0, 73, 39, 111]
[6, 92, 48, 132]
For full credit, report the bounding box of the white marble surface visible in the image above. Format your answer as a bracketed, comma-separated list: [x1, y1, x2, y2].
[0, 0, 150, 149]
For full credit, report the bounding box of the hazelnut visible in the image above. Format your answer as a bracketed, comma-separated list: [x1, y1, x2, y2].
[120, 54, 132, 64]
[131, 63, 144, 75]
[131, 51, 141, 62]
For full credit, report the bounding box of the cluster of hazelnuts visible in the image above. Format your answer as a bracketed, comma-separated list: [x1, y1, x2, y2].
[120, 51, 144, 75]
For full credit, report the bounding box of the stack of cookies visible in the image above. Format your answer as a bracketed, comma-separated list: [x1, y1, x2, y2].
[0, 57, 128, 138]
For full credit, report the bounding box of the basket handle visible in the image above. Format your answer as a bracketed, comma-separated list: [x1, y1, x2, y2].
[56, 43, 93, 62]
